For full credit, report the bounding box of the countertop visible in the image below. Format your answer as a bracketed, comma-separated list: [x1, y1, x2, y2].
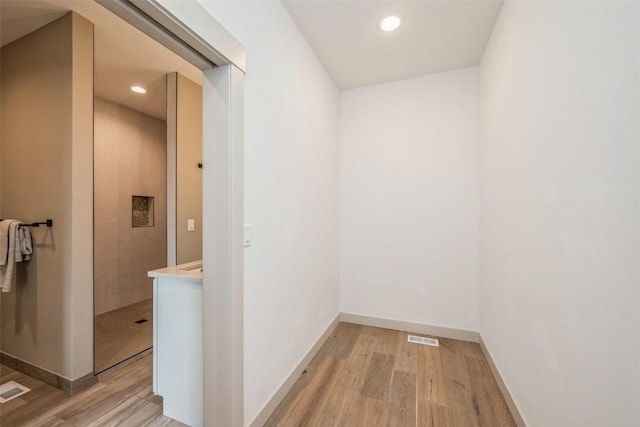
[147, 260, 202, 283]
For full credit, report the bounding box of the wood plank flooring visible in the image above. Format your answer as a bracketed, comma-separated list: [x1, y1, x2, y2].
[0, 354, 185, 427]
[265, 323, 516, 426]
[1, 323, 515, 426]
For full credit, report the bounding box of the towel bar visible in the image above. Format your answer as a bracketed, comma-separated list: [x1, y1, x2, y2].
[0, 219, 53, 228]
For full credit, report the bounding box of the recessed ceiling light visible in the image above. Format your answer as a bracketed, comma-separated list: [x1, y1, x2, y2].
[131, 85, 146, 94]
[379, 15, 402, 32]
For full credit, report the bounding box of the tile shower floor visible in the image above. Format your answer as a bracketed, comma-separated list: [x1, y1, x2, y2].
[94, 299, 153, 373]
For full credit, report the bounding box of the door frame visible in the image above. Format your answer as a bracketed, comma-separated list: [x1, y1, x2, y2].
[97, 1, 245, 425]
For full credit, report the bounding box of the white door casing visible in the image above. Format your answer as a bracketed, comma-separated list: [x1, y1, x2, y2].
[95, 1, 245, 425]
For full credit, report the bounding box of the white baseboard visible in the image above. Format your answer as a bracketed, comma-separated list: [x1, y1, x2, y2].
[248, 314, 341, 427]
[340, 312, 480, 343]
[479, 337, 527, 427]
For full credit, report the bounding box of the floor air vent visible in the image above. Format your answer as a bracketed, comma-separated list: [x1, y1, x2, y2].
[408, 335, 439, 347]
[0, 381, 31, 403]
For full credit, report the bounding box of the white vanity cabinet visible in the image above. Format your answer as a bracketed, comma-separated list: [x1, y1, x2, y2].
[148, 261, 203, 427]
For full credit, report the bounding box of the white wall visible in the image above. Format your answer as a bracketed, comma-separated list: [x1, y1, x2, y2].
[480, 1, 640, 425]
[340, 68, 480, 332]
[195, 2, 340, 425]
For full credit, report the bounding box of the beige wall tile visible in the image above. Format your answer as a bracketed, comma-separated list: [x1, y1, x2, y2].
[94, 97, 166, 315]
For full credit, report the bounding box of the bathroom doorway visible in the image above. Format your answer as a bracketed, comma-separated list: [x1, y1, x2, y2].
[92, 20, 203, 374]
[1, 1, 243, 423]
[93, 86, 168, 373]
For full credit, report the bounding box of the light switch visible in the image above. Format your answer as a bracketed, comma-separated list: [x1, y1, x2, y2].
[244, 224, 252, 247]
[187, 219, 195, 232]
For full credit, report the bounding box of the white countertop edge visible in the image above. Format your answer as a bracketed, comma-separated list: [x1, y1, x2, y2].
[148, 260, 203, 283]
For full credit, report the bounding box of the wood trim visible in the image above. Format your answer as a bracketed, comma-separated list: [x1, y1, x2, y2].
[248, 314, 341, 427]
[479, 338, 527, 427]
[0, 352, 97, 395]
[340, 313, 480, 343]
[1, 352, 58, 388]
[58, 372, 98, 395]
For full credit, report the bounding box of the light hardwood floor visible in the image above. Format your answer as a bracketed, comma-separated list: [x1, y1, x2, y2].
[95, 299, 153, 373]
[0, 355, 185, 427]
[265, 323, 516, 426]
[1, 322, 514, 426]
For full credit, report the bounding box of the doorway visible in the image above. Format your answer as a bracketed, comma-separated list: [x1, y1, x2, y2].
[0, 1, 244, 424]
[92, 86, 168, 374]
[90, 8, 204, 373]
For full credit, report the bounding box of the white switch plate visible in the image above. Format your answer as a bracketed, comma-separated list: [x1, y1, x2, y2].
[187, 219, 195, 232]
[243, 224, 252, 247]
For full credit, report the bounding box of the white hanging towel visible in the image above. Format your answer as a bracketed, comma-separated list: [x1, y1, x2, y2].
[21, 227, 33, 259]
[0, 220, 33, 292]
[14, 226, 32, 262]
[0, 219, 13, 266]
[0, 220, 20, 292]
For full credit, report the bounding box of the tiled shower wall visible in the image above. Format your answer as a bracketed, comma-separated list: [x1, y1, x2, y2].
[94, 97, 167, 315]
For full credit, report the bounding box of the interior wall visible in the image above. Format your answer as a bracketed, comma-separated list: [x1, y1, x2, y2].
[94, 97, 167, 315]
[0, 12, 94, 380]
[175, 74, 203, 265]
[479, 1, 640, 425]
[340, 67, 480, 332]
[195, 2, 340, 424]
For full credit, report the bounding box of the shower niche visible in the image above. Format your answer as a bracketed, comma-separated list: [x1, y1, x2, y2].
[132, 195, 155, 227]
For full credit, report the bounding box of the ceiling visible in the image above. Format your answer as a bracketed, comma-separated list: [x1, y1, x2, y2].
[283, 0, 504, 90]
[2, 1, 506, 98]
[0, 0, 202, 119]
